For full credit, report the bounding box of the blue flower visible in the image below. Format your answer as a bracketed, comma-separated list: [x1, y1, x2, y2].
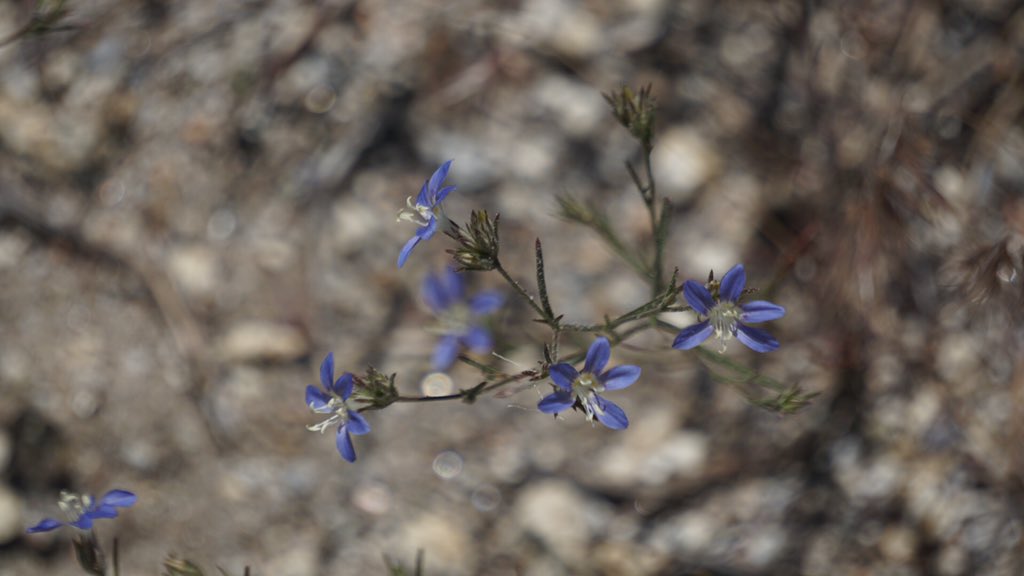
[306, 353, 372, 462]
[673, 264, 785, 353]
[397, 160, 456, 268]
[537, 337, 640, 430]
[27, 489, 137, 533]
[422, 267, 504, 371]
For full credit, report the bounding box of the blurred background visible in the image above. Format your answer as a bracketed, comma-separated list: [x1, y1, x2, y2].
[1, 0, 1023, 574]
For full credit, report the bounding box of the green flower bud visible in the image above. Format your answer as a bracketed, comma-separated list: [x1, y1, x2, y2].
[446, 210, 500, 272]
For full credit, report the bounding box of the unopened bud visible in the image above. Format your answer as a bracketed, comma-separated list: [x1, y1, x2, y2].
[603, 84, 656, 150]
[446, 210, 500, 272]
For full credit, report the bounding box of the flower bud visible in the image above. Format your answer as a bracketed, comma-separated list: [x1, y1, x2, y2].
[446, 210, 500, 272]
[359, 368, 399, 409]
[603, 85, 656, 150]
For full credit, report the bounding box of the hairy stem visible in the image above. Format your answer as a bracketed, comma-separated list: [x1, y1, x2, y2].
[494, 258, 556, 326]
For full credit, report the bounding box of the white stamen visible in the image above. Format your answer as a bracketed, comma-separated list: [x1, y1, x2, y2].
[306, 395, 351, 433]
[57, 491, 88, 524]
[397, 197, 434, 227]
[708, 301, 741, 352]
[571, 374, 606, 424]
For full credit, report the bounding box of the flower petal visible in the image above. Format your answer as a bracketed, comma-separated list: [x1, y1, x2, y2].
[682, 280, 715, 315]
[549, 363, 578, 390]
[319, 353, 334, 390]
[336, 428, 357, 462]
[421, 272, 449, 312]
[69, 516, 94, 530]
[87, 505, 119, 520]
[306, 385, 332, 413]
[719, 264, 746, 302]
[426, 160, 453, 204]
[736, 323, 779, 353]
[432, 335, 461, 372]
[594, 396, 629, 430]
[469, 291, 504, 315]
[334, 373, 355, 400]
[416, 216, 438, 240]
[434, 185, 456, 205]
[537, 390, 574, 414]
[462, 326, 492, 353]
[740, 301, 785, 323]
[26, 518, 63, 533]
[672, 321, 713, 350]
[347, 411, 372, 436]
[414, 179, 431, 207]
[443, 267, 465, 302]
[601, 365, 641, 391]
[583, 337, 611, 374]
[98, 490, 137, 509]
[397, 235, 421, 268]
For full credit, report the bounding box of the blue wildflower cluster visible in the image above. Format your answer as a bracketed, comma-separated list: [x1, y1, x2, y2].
[300, 148, 795, 463]
[18, 85, 809, 576]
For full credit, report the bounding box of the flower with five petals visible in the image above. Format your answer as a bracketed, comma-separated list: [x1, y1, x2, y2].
[537, 337, 640, 430]
[397, 160, 456, 268]
[422, 267, 504, 371]
[673, 264, 785, 353]
[306, 353, 372, 462]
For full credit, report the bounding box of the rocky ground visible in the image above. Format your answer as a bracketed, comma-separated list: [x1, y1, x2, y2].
[1, 0, 1023, 575]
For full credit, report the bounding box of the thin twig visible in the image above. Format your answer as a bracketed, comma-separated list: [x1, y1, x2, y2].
[494, 258, 555, 325]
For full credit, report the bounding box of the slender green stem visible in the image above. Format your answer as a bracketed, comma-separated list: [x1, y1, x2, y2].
[691, 345, 817, 413]
[479, 370, 539, 394]
[642, 142, 656, 199]
[494, 258, 555, 325]
[639, 147, 666, 296]
[557, 322, 653, 365]
[557, 195, 651, 280]
[692, 346, 787, 392]
[549, 325, 561, 363]
[654, 318, 681, 334]
[387, 313, 677, 406]
[561, 312, 648, 333]
[456, 354, 504, 377]
[625, 145, 665, 296]
[608, 322, 652, 350]
[592, 222, 650, 280]
[562, 277, 682, 334]
[394, 392, 473, 403]
[392, 369, 540, 403]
